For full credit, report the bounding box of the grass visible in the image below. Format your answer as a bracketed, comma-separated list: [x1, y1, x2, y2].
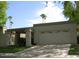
[0, 45, 31, 53]
[68, 44, 79, 55]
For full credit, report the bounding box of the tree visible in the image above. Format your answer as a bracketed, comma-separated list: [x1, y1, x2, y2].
[8, 16, 13, 45]
[40, 14, 47, 23]
[54, 1, 79, 24]
[63, 1, 74, 20]
[0, 1, 8, 26]
[54, 1, 79, 32]
[8, 16, 13, 29]
[62, 1, 79, 24]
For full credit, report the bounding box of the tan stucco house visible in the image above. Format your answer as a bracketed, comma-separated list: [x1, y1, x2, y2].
[0, 21, 77, 47]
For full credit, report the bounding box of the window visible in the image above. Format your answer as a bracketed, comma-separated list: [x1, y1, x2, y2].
[41, 31, 52, 33]
[63, 29, 69, 32]
[41, 32, 45, 33]
[20, 33, 26, 38]
[55, 30, 60, 33]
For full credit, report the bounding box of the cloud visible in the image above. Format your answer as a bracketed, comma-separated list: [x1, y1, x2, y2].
[25, 17, 42, 27]
[37, 1, 67, 22]
[26, 1, 67, 27]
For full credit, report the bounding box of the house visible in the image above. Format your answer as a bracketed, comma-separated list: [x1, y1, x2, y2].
[0, 21, 77, 47]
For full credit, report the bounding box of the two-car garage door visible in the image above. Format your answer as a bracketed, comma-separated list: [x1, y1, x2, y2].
[38, 31, 71, 44]
[34, 22, 77, 45]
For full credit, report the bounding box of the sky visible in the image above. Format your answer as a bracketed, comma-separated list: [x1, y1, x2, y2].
[6, 1, 68, 29]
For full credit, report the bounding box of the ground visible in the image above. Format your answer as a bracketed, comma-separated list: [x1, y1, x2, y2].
[0, 44, 79, 58]
[0, 46, 29, 53]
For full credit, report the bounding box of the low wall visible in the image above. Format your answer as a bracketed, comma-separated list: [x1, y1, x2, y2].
[0, 30, 10, 47]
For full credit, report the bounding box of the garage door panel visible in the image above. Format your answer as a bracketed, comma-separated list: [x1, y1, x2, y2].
[55, 32, 71, 43]
[39, 32, 71, 44]
[39, 33, 56, 44]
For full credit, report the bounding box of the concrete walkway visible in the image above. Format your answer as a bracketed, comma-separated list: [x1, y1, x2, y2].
[0, 44, 79, 58]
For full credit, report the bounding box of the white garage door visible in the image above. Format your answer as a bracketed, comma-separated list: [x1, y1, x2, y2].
[38, 31, 71, 44]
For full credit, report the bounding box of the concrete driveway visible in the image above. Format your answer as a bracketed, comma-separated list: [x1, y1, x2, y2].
[16, 44, 79, 58]
[0, 44, 79, 58]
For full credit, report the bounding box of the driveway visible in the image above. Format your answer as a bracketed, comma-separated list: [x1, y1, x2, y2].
[0, 44, 79, 58]
[16, 44, 79, 58]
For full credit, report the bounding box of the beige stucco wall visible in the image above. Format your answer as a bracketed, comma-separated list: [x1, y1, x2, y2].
[0, 27, 32, 47]
[0, 30, 10, 47]
[0, 26, 16, 47]
[9, 31, 16, 45]
[33, 22, 77, 45]
[25, 29, 32, 46]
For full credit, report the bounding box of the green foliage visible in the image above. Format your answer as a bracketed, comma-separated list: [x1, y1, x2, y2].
[8, 16, 13, 25]
[40, 14, 47, 23]
[0, 1, 8, 26]
[40, 14, 47, 20]
[68, 44, 79, 55]
[10, 21, 13, 24]
[0, 45, 31, 53]
[8, 16, 13, 29]
[63, 1, 74, 19]
[74, 1, 79, 24]
[8, 16, 12, 20]
[63, 1, 79, 24]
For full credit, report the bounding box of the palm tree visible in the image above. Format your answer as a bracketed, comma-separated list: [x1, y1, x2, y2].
[40, 14, 47, 23]
[8, 16, 13, 45]
[8, 16, 13, 29]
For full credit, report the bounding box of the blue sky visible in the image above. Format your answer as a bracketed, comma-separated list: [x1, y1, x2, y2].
[6, 1, 67, 29]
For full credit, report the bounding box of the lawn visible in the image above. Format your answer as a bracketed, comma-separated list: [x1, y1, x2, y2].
[68, 44, 79, 55]
[0, 45, 31, 53]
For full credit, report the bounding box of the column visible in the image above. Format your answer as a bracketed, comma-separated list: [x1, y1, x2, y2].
[25, 29, 32, 46]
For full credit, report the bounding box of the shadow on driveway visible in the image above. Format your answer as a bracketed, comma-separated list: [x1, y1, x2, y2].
[0, 44, 79, 58]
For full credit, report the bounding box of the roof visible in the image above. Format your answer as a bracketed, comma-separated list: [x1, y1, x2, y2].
[7, 27, 32, 32]
[33, 21, 75, 27]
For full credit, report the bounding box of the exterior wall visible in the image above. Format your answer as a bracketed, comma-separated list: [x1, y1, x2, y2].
[0, 22, 77, 47]
[33, 22, 77, 45]
[25, 29, 32, 46]
[9, 31, 16, 45]
[0, 30, 10, 47]
[4, 27, 32, 46]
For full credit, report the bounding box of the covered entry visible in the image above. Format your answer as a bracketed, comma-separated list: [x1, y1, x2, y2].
[16, 32, 26, 46]
[7, 27, 32, 46]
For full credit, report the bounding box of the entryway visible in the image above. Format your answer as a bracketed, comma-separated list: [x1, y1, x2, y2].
[15, 32, 26, 46]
